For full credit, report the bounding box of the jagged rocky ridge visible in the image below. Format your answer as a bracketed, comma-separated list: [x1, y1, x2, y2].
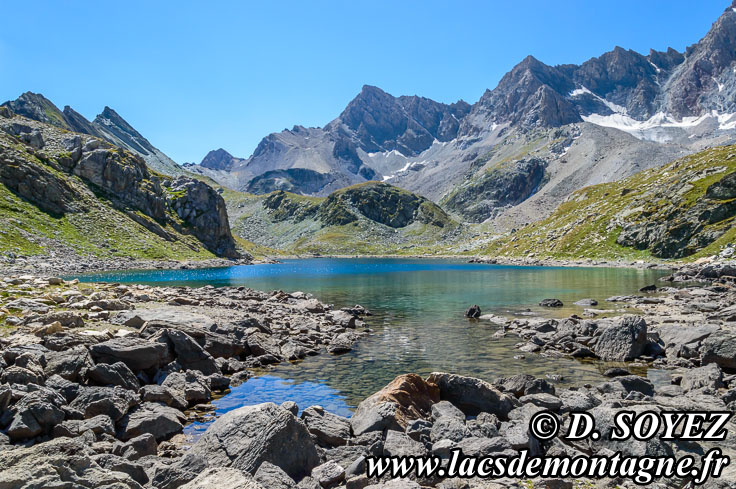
[0, 106, 239, 259]
[2, 92, 183, 176]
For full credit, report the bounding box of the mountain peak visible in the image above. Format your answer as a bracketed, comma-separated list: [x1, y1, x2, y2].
[2, 92, 68, 129]
[200, 148, 241, 171]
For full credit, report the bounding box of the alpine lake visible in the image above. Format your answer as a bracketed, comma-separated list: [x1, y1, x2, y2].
[78, 258, 671, 437]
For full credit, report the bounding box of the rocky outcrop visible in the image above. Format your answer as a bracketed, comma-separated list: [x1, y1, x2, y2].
[442, 158, 547, 223]
[320, 182, 453, 229]
[167, 177, 238, 257]
[0, 110, 239, 258]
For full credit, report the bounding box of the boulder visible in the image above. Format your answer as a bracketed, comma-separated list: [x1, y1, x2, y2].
[92, 454, 149, 486]
[155, 329, 220, 375]
[140, 384, 188, 410]
[594, 315, 647, 361]
[181, 402, 319, 480]
[112, 433, 158, 461]
[383, 430, 426, 457]
[427, 372, 517, 418]
[117, 402, 185, 441]
[88, 361, 140, 390]
[539, 299, 563, 307]
[701, 332, 736, 369]
[43, 346, 92, 382]
[465, 305, 481, 318]
[70, 385, 140, 421]
[681, 363, 725, 392]
[300, 405, 351, 446]
[311, 461, 345, 489]
[254, 461, 296, 489]
[89, 337, 171, 371]
[351, 374, 439, 434]
[0, 437, 143, 488]
[180, 468, 264, 489]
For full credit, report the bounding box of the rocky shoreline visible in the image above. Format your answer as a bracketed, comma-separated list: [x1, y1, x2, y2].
[1, 262, 736, 488]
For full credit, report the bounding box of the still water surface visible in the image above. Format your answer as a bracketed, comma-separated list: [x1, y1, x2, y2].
[79, 258, 670, 435]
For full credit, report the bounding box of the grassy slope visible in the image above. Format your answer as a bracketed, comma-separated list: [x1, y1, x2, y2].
[0, 178, 216, 260]
[478, 144, 736, 262]
[225, 183, 467, 255]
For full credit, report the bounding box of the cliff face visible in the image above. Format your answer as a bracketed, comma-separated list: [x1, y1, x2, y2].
[0, 106, 238, 259]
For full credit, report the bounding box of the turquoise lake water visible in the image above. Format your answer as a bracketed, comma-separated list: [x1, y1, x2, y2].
[78, 258, 670, 435]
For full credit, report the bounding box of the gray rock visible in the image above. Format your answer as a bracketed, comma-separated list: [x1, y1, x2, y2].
[182, 402, 319, 480]
[156, 329, 220, 375]
[595, 315, 648, 361]
[280, 400, 299, 415]
[254, 461, 297, 489]
[161, 370, 211, 404]
[44, 346, 92, 382]
[681, 363, 724, 392]
[431, 400, 465, 421]
[0, 437, 143, 488]
[427, 372, 517, 418]
[350, 401, 399, 436]
[539, 298, 563, 307]
[558, 390, 601, 413]
[70, 385, 140, 421]
[88, 361, 140, 390]
[456, 436, 513, 457]
[117, 402, 185, 441]
[112, 433, 157, 461]
[383, 430, 426, 457]
[92, 453, 149, 485]
[430, 416, 470, 442]
[701, 332, 736, 369]
[312, 461, 345, 488]
[180, 467, 264, 489]
[89, 337, 171, 371]
[518, 393, 562, 411]
[300, 405, 351, 446]
[140, 384, 187, 410]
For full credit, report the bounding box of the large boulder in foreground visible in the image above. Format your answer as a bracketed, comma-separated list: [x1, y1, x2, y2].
[181, 402, 319, 481]
[426, 372, 517, 419]
[350, 374, 439, 435]
[594, 315, 648, 361]
[0, 437, 142, 489]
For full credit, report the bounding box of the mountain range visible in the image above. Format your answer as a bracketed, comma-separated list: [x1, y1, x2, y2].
[4, 3, 736, 262]
[183, 2, 736, 228]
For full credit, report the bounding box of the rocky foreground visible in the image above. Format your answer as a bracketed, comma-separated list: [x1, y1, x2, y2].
[0, 274, 367, 488]
[2, 265, 736, 488]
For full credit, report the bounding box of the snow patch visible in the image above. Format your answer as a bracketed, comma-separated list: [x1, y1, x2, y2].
[582, 110, 736, 139]
[648, 61, 661, 74]
[569, 86, 627, 115]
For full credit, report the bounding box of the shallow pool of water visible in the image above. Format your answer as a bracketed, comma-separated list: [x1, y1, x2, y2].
[78, 258, 670, 434]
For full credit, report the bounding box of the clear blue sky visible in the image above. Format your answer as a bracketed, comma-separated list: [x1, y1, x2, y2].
[0, 1, 728, 163]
